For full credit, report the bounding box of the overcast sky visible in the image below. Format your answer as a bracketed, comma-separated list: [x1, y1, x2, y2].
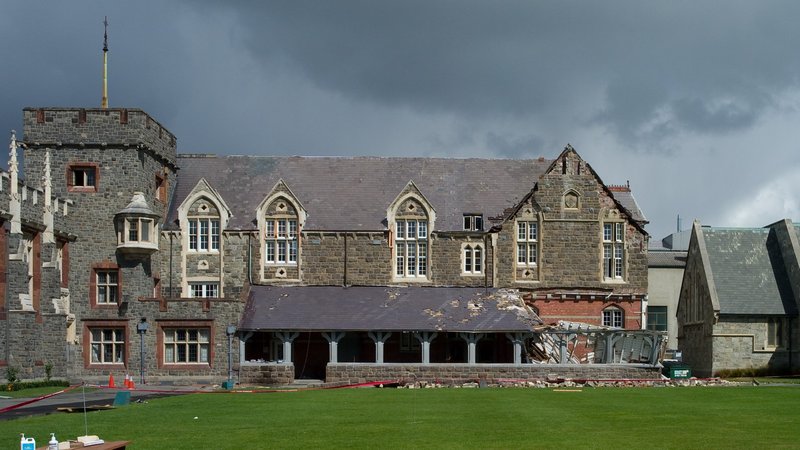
[2, 1, 799, 241]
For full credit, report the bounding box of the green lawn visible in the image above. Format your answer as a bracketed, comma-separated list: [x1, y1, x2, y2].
[2, 386, 798, 449]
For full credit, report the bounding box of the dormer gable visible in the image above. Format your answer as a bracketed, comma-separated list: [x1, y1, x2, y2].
[177, 178, 232, 230]
[255, 180, 307, 229]
[386, 181, 436, 230]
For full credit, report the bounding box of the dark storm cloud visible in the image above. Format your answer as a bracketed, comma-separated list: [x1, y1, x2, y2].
[2, 1, 800, 239]
[193, 1, 800, 143]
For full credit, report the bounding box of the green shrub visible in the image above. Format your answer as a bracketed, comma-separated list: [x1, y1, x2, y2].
[0, 379, 70, 392]
[5, 366, 19, 383]
[44, 363, 53, 381]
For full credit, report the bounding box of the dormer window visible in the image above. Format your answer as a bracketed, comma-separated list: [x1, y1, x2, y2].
[115, 192, 160, 254]
[388, 183, 435, 282]
[265, 218, 298, 264]
[463, 214, 483, 231]
[395, 219, 428, 277]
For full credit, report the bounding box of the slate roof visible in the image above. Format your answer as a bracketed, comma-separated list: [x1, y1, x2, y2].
[166, 155, 645, 231]
[239, 286, 539, 332]
[703, 228, 797, 316]
[647, 250, 687, 268]
[609, 189, 647, 224]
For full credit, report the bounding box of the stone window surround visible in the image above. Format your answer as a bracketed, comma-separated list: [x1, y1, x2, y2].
[394, 218, 429, 279]
[387, 189, 436, 283]
[89, 261, 121, 309]
[187, 279, 219, 298]
[601, 221, 626, 282]
[66, 162, 100, 193]
[187, 217, 220, 253]
[515, 219, 539, 267]
[156, 320, 215, 371]
[264, 218, 299, 265]
[767, 317, 786, 349]
[461, 242, 484, 276]
[119, 216, 156, 245]
[256, 189, 307, 282]
[82, 320, 129, 370]
[177, 186, 231, 256]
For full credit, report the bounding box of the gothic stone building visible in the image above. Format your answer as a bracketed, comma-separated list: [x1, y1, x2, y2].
[1, 107, 650, 384]
[677, 219, 800, 377]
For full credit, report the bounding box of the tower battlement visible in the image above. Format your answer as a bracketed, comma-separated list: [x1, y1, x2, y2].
[23, 107, 177, 166]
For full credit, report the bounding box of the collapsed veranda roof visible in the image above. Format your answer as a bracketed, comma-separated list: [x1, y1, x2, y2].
[167, 155, 646, 231]
[239, 286, 540, 333]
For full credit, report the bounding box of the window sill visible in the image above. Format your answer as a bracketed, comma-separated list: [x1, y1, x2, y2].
[87, 363, 127, 370]
[91, 303, 119, 309]
[68, 186, 98, 193]
[602, 278, 627, 284]
[159, 363, 212, 371]
[461, 272, 483, 277]
[391, 277, 430, 283]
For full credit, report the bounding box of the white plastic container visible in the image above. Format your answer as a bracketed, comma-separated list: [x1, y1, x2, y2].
[20, 434, 35, 450]
[48, 433, 59, 450]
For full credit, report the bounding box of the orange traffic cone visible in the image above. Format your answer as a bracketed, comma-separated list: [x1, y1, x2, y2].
[129, 376, 135, 390]
[108, 373, 116, 388]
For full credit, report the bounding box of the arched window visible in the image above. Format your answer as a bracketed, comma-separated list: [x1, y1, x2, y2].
[393, 198, 429, 279]
[463, 243, 483, 275]
[187, 198, 220, 253]
[263, 198, 299, 265]
[602, 307, 624, 328]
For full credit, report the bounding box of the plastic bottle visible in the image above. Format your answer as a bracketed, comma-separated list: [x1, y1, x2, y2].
[48, 433, 59, 450]
[20, 434, 35, 450]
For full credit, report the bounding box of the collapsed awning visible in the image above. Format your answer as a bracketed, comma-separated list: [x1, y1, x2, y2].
[240, 286, 540, 333]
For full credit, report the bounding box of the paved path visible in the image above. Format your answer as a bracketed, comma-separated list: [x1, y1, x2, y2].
[0, 385, 199, 421]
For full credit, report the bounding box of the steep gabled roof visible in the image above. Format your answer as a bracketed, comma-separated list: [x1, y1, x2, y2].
[701, 227, 797, 316]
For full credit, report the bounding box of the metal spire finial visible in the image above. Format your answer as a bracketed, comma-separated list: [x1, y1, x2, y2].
[103, 16, 108, 52]
[102, 16, 109, 108]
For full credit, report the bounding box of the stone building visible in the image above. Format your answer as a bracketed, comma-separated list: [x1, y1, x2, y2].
[2, 106, 655, 384]
[647, 228, 691, 350]
[677, 219, 800, 377]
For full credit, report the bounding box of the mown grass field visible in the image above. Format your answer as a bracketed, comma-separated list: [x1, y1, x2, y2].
[2, 386, 798, 449]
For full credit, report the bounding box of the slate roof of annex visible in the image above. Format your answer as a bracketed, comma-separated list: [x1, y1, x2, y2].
[647, 250, 687, 268]
[239, 286, 539, 332]
[703, 228, 797, 316]
[166, 155, 646, 231]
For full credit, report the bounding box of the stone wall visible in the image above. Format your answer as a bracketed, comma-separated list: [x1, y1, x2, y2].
[239, 363, 295, 385]
[326, 363, 661, 385]
[709, 317, 800, 375]
[23, 108, 177, 168]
